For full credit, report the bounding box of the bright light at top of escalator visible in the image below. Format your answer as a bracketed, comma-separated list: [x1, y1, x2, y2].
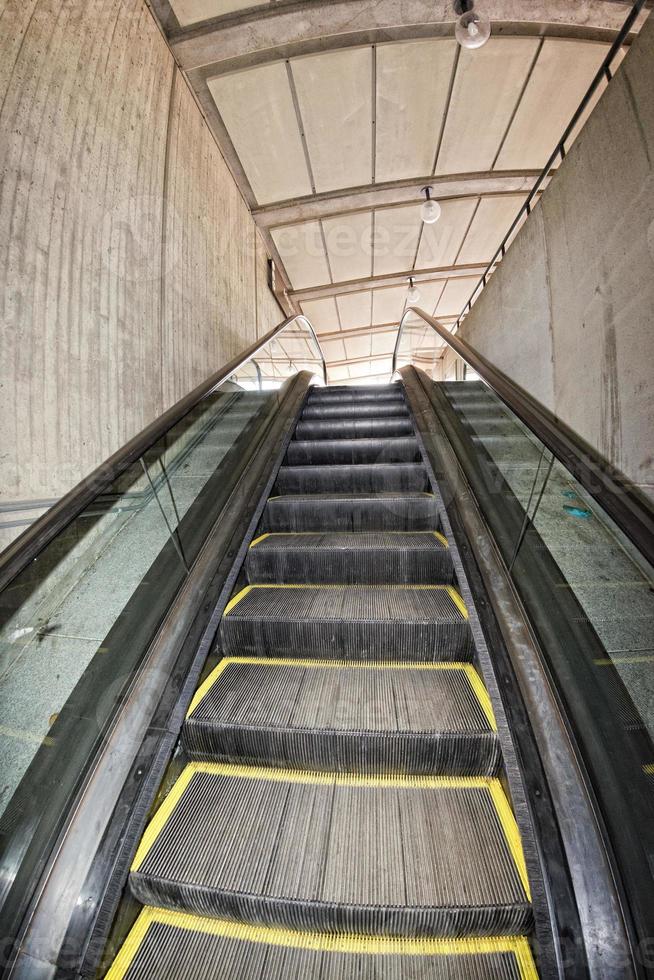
[455, 8, 491, 49]
[407, 277, 421, 304]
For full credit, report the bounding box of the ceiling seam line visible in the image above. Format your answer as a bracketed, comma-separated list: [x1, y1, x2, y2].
[432, 43, 461, 176]
[371, 43, 377, 186]
[452, 196, 482, 266]
[318, 218, 336, 285]
[285, 59, 317, 195]
[491, 36, 545, 170]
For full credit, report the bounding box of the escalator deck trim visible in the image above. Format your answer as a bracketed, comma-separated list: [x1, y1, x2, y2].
[130, 762, 530, 901]
[106, 907, 538, 980]
[186, 657, 496, 731]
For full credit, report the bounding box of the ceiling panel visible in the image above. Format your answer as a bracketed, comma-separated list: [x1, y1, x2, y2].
[434, 277, 479, 317]
[291, 48, 373, 193]
[376, 39, 457, 183]
[328, 364, 351, 381]
[436, 38, 539, 175]
[208, 64, 311, 204]
[322, 211, 373, 282]
[495, 40, 609, 170]
[566, 45, 627, 147]
[372, 285, 409, 325]
[412, 279, 447, 316]
[170, 0, 268, 26]
[336, 291, 373, 329]
[373, 205, 421, 277]
[415, 198, 478, 269]
[371, 328, 396, 356]
[271, 221, 331, 289]
[319, 337, 347, 361]
[456, 194, 526, 265]
[300, 297, 340, 334]
[345, 335, 373, 359]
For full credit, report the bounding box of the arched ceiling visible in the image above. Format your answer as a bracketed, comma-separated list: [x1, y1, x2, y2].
[150, 0, 646, 384]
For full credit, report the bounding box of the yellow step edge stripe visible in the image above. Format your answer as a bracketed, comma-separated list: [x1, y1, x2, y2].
[131, 762, 530, 905]
[594, 654, 654, 666]
[223, 585, 252, 615]
[187, 658, 495, 733]
[267, 492, 437, 501]
[223, 583, 468, 618]
[461, 664, 497, 732]
[249, 530, 449, 546]
[488, 780, 532, 902]
[106, 907, 538, 980]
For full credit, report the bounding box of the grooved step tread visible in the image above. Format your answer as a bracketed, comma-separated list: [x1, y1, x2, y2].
[220, 585, 473, 661]
[295, 418, 414, 440]
[264, 492, 440, 532]
[246, 531, 453, 584]
[301, 401, 409, 420]
[275, 463, 429, 494]
[107, 908, 538, 980]
[182, 658, 500, 775]
[285, 437, 420, 466]
[308, 384, 403, 403]
[129, 765, 532, 937]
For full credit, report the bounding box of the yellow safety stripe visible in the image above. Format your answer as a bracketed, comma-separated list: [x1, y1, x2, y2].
[487, 781, 531, 902]
[461, 665, 497, 731]
[249, 533, 271, 547]
[107, 908, 538, 980]
[131, 762, 530, 904]
[223, 583, 468, 617]
[187, 658, 495, 732]
[248, 530, 448, 546]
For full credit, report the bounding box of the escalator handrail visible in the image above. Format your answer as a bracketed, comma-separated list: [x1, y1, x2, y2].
[0, 313, 326, 593]
[392, 305, 654, 567]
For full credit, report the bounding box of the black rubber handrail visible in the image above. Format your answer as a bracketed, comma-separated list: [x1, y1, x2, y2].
[393, 305, 654, 568]
[0, 314, 326, 593]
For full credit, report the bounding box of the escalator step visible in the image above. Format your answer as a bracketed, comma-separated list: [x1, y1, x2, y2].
[246, 531, 453, 584]
[182, 658, 500, 775]
[129, 764, 532, 936]
[308, 385, 404, 405]
[220, 585, 473, 661]
[275, 463, 429, 494]
[295, 417, 414, 440]
[107, 908, 538, 980]
[285, 437, 420, 466]
[263, 492, 440, 532]
[302, 400, 409, 420]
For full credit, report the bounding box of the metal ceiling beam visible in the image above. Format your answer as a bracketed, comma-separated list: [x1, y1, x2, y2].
[253, 171, 547, 228]
[170, 0, 643, 74]
[292, 263, 487, 302]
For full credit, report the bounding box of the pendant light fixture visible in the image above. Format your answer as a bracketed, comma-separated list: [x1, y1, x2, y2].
[454, 0, 491, 49]
[407, 277, 421, 304]
[420, 186, 441, 224]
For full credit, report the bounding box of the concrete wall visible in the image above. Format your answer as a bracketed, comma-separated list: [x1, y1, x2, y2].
[0, 0, 282, 536]
[458, 12, 654, 499]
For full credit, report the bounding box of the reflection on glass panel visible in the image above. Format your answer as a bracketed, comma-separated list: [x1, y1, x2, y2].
[0, 314, 325, 913]
[394, 312, 444, 380]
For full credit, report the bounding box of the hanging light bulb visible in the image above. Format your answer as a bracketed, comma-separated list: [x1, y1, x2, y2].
[407, 277, 421, 304]
[420, 186, 441, 224]
[454, 2, 491, 49]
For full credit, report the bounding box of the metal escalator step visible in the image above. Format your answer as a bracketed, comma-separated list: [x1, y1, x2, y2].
[302, 400, 409, 420]
[295, 417, 414, 440]
[285, 437, 420, 466]
[107, 908, 538, 980]
[263, 492, 440, 532]
[129, 765, 532, 936]
[246, 531, 453, 584]
[308, 385, 404, 404]
[182, 658, 500, 775]
[220, 585, 473, 661]
[275, 463, 428, 494]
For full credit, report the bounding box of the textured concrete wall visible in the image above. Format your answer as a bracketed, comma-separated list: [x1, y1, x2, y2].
[458, 12, 654, 498]
[0, 0, 281, 522]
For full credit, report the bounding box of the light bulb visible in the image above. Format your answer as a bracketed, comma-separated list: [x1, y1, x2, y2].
[455, 9, 491, 48]
[407, 281, 421, 304]
[421, 197, 441, 224]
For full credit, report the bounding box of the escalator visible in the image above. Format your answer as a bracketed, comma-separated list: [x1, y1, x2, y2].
[107, 383, 536, 979]
[1, 311, 653, 980]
